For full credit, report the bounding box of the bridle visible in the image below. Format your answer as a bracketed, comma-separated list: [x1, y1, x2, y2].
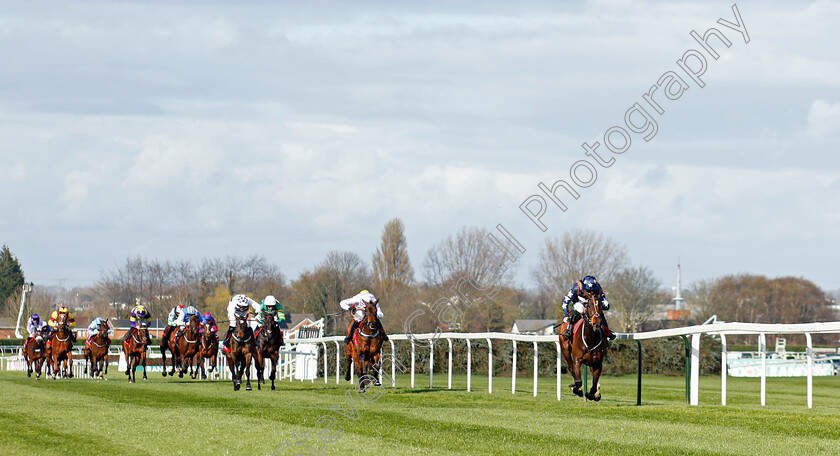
[182, 316, 200, 344]
[580, 293, 604, 352]
[357, 303, 380, 339]
[231, 316, 252, 343]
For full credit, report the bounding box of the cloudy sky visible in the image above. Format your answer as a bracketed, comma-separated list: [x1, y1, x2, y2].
[1, 0, 839, 293]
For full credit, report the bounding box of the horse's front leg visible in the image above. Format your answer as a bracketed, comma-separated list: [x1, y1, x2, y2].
[570, 358, 584, 397]
[244, 353, 253, 391]
[161, 345, 168, 377]
[254, 351, 264, 389]
[270, 352, 279, 391]
[587, 361, 602, 401]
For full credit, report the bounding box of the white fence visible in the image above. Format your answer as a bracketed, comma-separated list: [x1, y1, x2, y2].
[3, 321, 839, 408]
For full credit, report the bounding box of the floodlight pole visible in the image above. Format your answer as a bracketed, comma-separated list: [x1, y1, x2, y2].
[14, 283, 34, 338]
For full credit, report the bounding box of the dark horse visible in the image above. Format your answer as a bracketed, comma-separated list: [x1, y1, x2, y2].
[224, 315, 254, 391]
[254, 310, 284, 391]
[172, 314, 202, 379]
[122, 322, 149, 383]
[198, 322, 219, 380]
[84, 319, 111, 379]
[344, 302, 382, 392]
[160, 324, 178, 377]
[559, 292, 608, 401]
[50, 313, 74, 379]
[24, 329, 50, 380]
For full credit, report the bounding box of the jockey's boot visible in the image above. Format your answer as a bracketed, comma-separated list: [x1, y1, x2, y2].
[145, 329, 152, 343]
[344, 321, 360, 345]
[562, 312, 580, 340]
[222, 327, 233, 353]
[70, 331, 77, 343]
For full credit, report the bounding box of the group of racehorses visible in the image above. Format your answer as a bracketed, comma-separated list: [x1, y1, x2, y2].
[22, 297, 608, 399]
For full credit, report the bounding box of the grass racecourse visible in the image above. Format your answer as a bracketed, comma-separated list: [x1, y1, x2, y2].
[1, 370, 839, 455]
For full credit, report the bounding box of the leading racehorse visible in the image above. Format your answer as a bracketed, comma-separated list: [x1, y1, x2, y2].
[254, 309, 284, 391]
[122, 322, 149, 383]
[84, 319, 111, 379]
[198, 321, 219, 380]
[344, 301, 382, 392]
[225, 314, 255, 391]
[172, 314, 202, 379]
[50, 313, 74, 379]
[24, 328, 49, 380]
[559, 292, 608, 400]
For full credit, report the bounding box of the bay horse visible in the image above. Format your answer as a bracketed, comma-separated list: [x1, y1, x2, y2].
[173, 314, 202, 379]
[24, 329, 49, 380]
[254, 310, 284, 391]
[198, 322, 219, 380]
[160, 325, 178, 377]
[224, 314, 254, 391]
[344, 302, 382, 392]
[84, 319, 111, 379]
[122, 322, 149, 383]
[559, 292, 608, 400]
[50, 313, 74, 379]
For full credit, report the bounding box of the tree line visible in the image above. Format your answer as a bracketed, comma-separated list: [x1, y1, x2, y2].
[2, 223, 837, 338]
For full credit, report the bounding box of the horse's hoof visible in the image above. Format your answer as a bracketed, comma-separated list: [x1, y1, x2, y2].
[246, 385, 252, 391]
[201, 375, 207, 380]
[593, 394, 602, 402]
[271, 385, 275, 391]
[27, 372, 31, 378]
[162, 372, 167, 377]
[257, 384, 261, 390]
[585, 392, 594, 401]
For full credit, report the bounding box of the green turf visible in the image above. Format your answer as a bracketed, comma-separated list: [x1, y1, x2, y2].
[1, 370, 839, 455]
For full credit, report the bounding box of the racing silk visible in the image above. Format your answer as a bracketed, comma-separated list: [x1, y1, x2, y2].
[340, 292, 383, 322]
[48, 310, 76, 329]
[87, 317, 113, 337]
[130, 306, 151, 328]
[227, 296, 260, 327]
[256, 299, 286, 325]
[175, 306, 200, 327]
[561, 281, 610, 317]
[26, 316, 43, 336]
[201, 314, 218, 333]
[167, 305, 186, 327]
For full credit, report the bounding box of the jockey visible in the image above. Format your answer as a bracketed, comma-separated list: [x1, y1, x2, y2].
[561, 275, 616, 341]
[340, 290, 387, 345]
[24, 314, 47, 352]
[201, 312, 218, 334]
[162, 303, 186, 342]
[26, 314, 43, 338]
[222, 294, 260, 353]
[174, 305, 201, 341]
[256, 295, 286, 326]
[48, 305, 77, 343]
[86, 317, 113, 345]
[125, 304, 152, 343]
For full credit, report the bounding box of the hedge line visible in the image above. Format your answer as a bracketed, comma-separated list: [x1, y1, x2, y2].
[316, 335, 724, 378]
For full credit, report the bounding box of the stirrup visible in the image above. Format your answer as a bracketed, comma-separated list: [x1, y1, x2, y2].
[344, 335, 352, 345]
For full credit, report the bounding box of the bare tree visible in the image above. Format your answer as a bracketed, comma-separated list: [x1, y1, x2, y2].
[372, 218, 414, 295]
[532, 229, 629, 315]
[423, 226, 514, 288]
[609, 266, 669, 332]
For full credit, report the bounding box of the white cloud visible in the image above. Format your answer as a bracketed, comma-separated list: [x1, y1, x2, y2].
[126, 134, 222, 187]
[806, 99, 840, 137]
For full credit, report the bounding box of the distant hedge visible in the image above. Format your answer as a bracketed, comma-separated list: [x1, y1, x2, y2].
[315, 334, 724, 378]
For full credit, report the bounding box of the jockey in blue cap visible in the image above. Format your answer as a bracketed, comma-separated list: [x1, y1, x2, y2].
[561, 275, 616, 341]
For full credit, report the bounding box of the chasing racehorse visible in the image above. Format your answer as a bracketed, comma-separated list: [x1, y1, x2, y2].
[50, 313, 74, 379]
[225, 314, 255, 391]
[84, 319, 111, 379]
[172, 314, 202, 379]
[122, 322, 149, 383]
[198, 321, 219, 380]
[254, 309, 284, 391]
[344, 301, 382, 392]
[559, 292, 608, 401]
[23, 329, 50, 379]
